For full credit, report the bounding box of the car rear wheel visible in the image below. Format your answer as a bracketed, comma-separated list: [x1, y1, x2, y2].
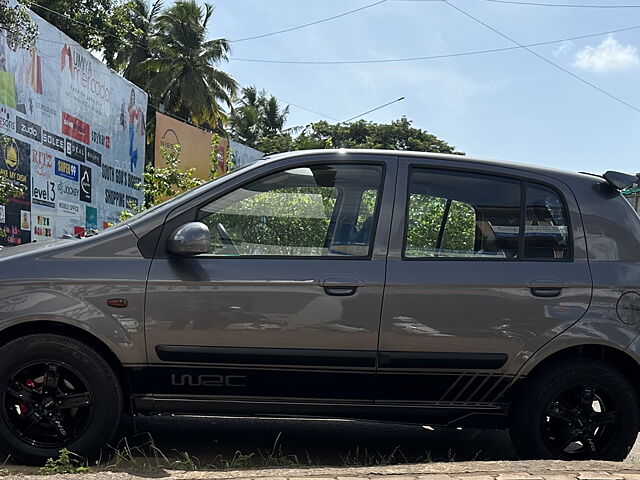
[509, 358, 638, 460]
[0, 334, 122, 465]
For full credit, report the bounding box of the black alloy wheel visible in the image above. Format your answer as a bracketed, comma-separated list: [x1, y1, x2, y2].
[542, 383, 619, 459]
[0, 334, 122, 465]
[510, 357, 639, 461]
[3, 361, 93, 448]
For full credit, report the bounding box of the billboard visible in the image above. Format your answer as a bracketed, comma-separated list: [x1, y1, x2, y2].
[155, 112, 227, 180]
[0, 5, 147, 245]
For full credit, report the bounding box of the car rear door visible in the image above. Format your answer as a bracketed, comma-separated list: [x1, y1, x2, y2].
[141, 153, 397, 407]
[377, 157, 592, 407]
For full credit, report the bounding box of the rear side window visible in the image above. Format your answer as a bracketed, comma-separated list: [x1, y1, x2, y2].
[524, 184, 570, 259]
[404, 167, 571, 261]
[405, 169, 521, 259]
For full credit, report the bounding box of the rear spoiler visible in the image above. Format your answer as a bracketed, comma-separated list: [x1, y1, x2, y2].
[580, 171, 638, 191]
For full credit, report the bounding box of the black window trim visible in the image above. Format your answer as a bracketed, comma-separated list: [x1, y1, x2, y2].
[401, 165, 574, 263]
[192, 161, 388, 261]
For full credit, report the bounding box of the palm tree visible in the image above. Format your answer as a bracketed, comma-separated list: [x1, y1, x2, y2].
[113, 0, 163, 92]
[262, 95, 289, 136]
[230, 86, 290, 147]
[149, 0, 238, 128]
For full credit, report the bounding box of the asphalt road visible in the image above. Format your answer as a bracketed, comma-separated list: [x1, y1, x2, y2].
[117, 415, 640, 467]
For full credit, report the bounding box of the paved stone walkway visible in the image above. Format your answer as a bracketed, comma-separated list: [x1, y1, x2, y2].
[6, 461, 640, 480]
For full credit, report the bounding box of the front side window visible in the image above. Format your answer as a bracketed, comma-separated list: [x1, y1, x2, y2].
[197, 164, 384, 257]
[405, 168, 522, 259]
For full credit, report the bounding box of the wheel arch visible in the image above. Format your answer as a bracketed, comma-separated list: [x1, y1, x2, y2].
[0, 320, 134, 414]
[513, 344, 640, 404]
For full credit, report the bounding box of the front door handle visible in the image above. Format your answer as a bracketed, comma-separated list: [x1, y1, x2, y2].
[529, 279, 563, 298]
[530, 287, 562, 298]
[324, 286, 357, 296]
[321, 276, 361, 296]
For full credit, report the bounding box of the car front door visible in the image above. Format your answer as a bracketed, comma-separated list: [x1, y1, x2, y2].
[377, 157, 592, 408]
[142, 154, 396, 406]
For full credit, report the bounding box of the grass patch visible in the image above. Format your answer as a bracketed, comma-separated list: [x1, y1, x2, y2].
[32, 429, 455, 474]
[40, 449, 91, 475]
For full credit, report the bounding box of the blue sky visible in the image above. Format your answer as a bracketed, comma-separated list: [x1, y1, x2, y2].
[208, 0, 640, 174]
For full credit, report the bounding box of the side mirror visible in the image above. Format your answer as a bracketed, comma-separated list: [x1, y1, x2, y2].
[167, 222, 211, 256]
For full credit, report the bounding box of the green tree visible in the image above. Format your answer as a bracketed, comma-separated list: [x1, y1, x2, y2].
[111, 0, 162, 89]
[0, 0, 37, 49]
[30, 0, 123, 64]
[258, 117, 463, 155]
[140, 143, 203, 208]
[148, 0, 237, 129]
[230, 86, 289, 148]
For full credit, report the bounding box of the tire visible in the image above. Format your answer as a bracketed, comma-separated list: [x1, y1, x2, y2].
[509, 357, 639, 461]
[0, 334, 123, 465]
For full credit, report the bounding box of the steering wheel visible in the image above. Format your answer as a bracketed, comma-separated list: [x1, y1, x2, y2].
[215, 222, 239, 255]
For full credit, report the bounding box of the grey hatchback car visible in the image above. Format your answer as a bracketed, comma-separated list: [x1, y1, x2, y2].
[1, 149, 640, 464]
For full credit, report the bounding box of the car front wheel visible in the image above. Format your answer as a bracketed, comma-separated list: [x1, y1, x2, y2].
[509, 357, 639, 460]
[0, 334, 122, 465]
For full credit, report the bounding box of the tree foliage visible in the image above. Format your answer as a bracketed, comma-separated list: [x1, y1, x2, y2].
[258, 116, 463, 155]
[230, 86, 289, 148]
[30, 0, 124, 63]
[0, 0, 37, 48]
[113, 0, 237, 130]
[140, 143, 204, 208]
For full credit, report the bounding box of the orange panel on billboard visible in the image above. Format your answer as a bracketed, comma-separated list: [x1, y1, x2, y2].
[154, 112, 228, 180]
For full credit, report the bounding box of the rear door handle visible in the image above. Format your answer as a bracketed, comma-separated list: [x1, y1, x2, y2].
[529, 279, 563, 298]
[321, 276, 361, 297]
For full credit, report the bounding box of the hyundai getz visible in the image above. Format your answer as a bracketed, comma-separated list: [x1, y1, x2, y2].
[2, 149, 640, 464]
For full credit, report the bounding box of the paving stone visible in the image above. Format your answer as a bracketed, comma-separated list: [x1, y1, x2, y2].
[539, 475, 579, 480]
[497, 475, 544, 480]
[455, 475, 496, 480]
[288, 477, 336, 480]
[368, 476, 419, 480]
[578, 473, 624, 480]
[415, 475, 457, 480]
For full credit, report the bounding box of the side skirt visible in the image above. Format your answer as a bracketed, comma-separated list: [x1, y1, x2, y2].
[132, 395, 509, 429]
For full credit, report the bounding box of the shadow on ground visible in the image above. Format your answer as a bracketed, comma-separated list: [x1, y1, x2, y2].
[124, 415, 518, 467]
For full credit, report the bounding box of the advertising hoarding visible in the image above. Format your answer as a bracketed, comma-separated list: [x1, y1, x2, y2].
[0, 5, 147, 245]
[155, 112, 227, 180]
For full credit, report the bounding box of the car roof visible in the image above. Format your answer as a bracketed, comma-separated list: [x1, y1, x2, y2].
[263, 149, 603, 186]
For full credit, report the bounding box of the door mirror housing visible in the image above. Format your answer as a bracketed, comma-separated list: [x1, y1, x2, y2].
[167, 222, 211, 256]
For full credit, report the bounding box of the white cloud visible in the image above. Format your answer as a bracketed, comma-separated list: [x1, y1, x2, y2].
[573, 35, 640, 73]
[552, 41, 574, 57]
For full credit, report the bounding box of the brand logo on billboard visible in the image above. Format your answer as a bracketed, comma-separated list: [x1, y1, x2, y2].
[58, 200, 80, 215]
[65, 138, 85, 163]
[62, 112, 90, 145]
[60, 44, 110, 102]
[160, 128, 179, 150]
[16, 117, 41, 142]
[0, 107, 15, 131]
[32, 177, 56, 209]
[91, 130, 110, 149]
[42, 130, 65, 152]
[80, 165, 91, 203]
[4, 139, 18, 172]
[86, 147, 101, 167]
[55, 157, 78, 182]
[32, 149, 53, 178]
[58, 182, 79, 200]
